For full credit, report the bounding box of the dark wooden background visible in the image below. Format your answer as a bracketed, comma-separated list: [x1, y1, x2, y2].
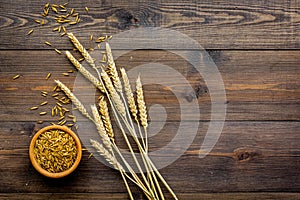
[0, 0, 299, 199]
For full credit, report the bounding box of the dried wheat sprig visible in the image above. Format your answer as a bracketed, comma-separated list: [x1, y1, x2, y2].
[95, 67, 156, 199]
[68, 32, 95, 67]
[136, 75, 148, 151]
[136, 75, 148, 128]
[120, 68, 138, 120]
[90, 139, 121, 170]
[100, 83, 155, 198]
[106, 42, 122, 93]
[98, 96, 114, 142]
[54, 80, 93, 122]
[91, 105, 113, 153]
[101, 70, 126, 116]
[119, 68, 147, 151]
[65, 51, 105, 93]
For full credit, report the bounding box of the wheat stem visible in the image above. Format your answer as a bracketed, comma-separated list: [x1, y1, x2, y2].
[146, 155, 178, 200]
[93, 67, 156, 199]
[112, 143, 155, 200]
[103, 88, 155, 198]
[120, 170, 134, 200]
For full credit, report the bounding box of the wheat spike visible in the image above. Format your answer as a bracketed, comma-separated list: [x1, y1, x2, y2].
[67, 32, 95, 67]
[54, 80, 94, 122]
[90, 139, 122, 170]
[91, 105, 113, 152]
[98, 96, 114, 141]
[65, 51, 105, 93]
[120, 68, 138, 120]
[106, 43, 122, 93]
[101, 70, 126, 116]
[136, 75, 148, 128]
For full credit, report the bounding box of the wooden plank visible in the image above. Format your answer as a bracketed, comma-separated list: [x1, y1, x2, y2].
[1, 0, 300, 49]
[0, 121, 299, 193]
[1, 193, 300, 200]
[0, 50, 299, 121]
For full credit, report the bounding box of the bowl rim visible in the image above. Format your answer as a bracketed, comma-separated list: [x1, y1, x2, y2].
[29, 125, 82, 178]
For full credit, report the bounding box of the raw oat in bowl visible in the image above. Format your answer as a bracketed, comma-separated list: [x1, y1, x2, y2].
[29, 125, 82, 178]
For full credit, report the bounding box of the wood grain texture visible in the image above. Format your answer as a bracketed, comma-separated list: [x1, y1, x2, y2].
[0, 50, 299, 122]
[0, 121, 299, 193]
[1, 193, 300, 200]
[1, 0, 300, 199]
[1, 0, 300, 49]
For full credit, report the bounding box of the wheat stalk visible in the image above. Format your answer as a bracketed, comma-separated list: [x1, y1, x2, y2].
[136, 75, 148, 128]
[90, 139, 121, 169]
[65, 51, 105, 93]
[101, 70, 126, 117]
[54, 80, 93, 122]
[67, 32, 95, 67]
[91, 105, 113, 153]
[106, 42, 123, 93]
[120, 68, 138, 120]
[120, 68, 147, 151]
[59, 32, 178, 199]
[98, 96, 115, 142]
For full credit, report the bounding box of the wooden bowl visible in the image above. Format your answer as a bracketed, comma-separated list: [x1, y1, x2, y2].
[29, 125, 82, 178]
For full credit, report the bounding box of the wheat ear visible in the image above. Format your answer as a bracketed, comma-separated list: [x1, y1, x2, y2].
[65, 51, 105, 93]
[101, 70, 126, 117]
[98, 96, 115, 142]
[55, 80, 93, 122]
[120, 68, 147, 150]
[67, 33, 95, 67]
[120, 68, 138, 120]
[90, 139, 122, 170]
[91, 105, 113, 152]
[136, 75, 148, 128]
[106, 42, 123, 93]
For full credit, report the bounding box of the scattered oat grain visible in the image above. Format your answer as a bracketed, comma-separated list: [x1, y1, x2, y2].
[12, 74, 20, 80]
[30, 106, 38, 110]
[54, 49, 61, 54]
[45, 73, 51, 80]
[45, 41, 52, 46]
[40, 101, 48, 106]
[27, 29, 34, 35]
[60, 32, 66, 37]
